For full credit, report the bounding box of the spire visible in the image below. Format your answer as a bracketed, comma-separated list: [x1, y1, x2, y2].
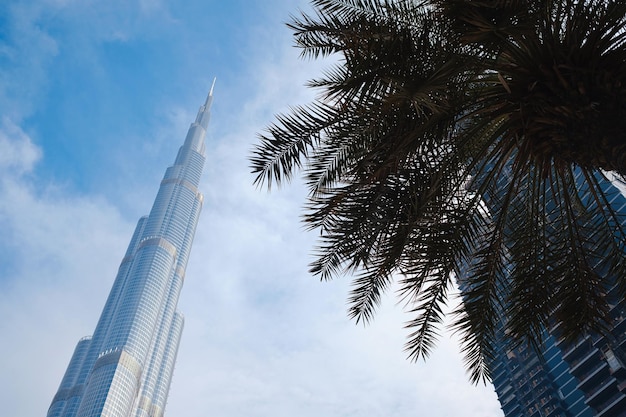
[195, 79, 215, 130]
[205, 77, 216, 108]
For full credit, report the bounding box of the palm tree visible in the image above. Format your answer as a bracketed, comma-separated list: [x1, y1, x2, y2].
[251, 0, 626, 383]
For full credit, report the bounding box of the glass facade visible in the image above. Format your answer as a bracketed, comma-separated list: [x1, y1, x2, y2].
[48, 86, 213, 417]
[472, 174, 626, 417]
[489, 328, 593, 417]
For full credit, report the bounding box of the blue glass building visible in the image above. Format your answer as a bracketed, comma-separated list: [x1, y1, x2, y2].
[547, 175, 626, 416]
[47, 86, 213, 417]
[488, 328, 594, 416]
[479, 175, 626, 417]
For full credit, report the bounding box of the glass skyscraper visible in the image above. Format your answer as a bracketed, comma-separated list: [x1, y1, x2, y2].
[47, 86, 213, 417]
[478, 174, 626, 417]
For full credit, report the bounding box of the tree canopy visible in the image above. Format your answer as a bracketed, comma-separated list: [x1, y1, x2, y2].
[251, 0, 626, 383]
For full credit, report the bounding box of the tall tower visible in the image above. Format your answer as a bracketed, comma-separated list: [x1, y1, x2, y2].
[47, 85, 214, 417]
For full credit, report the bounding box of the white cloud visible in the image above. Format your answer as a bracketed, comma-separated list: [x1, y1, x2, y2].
[0, 124, 132, 417]
[0, 118, 41, 174]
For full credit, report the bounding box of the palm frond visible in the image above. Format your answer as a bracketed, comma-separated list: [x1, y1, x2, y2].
[251, 102, 339, 188]
[252, 0, 626, 384]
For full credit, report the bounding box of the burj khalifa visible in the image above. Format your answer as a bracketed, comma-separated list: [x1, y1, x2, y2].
[47, 84, 214, 417]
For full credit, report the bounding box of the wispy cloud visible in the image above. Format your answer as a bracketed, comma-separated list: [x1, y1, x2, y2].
[0, 119, 41, 173]
[0, 122, 132, 416]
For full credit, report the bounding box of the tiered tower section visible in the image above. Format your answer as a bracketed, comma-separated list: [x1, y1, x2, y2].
[48, 85, 214, 417]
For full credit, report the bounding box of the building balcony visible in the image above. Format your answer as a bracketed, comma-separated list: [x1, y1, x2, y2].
[492, 367, 507, 384]
[500, 393, 516, 408]
[498, 383, 513, 397]
[596, 391, 626, 417]
[577, 361, 609, 391]
[543, 404, 565, 417]
[502, 400, 520, 416]
[561, 337, 591, 361]
[573, 407, 591, 417]
[613, 314, 626, 335]
[569, 348, 601, 376]
[585, 376, 617, 407]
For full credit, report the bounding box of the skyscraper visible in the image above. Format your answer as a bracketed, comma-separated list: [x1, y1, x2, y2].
[47, 85, 213, 417]
[476, 174, 626, 417]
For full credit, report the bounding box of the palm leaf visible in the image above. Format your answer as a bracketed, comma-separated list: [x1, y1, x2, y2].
[252, 0, 626, 383]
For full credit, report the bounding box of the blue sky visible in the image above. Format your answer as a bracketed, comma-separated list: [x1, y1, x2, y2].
[0, 1, 503, 416]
